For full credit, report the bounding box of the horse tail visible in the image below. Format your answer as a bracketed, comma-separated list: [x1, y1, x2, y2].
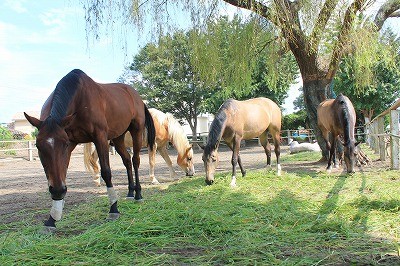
[144, 105, 156, 152]
[83, 143, 97, 175]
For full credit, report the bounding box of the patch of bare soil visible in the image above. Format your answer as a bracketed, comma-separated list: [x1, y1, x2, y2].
[0, 143, 389, 225]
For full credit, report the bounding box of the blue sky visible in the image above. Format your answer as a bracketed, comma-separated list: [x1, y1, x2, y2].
[0, 1, 398, 124]
[0, 0, 139, 123]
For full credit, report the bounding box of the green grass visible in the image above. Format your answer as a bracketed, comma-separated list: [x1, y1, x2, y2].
[1, 147, 399, 265]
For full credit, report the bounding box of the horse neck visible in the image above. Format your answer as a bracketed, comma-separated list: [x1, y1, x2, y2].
[166, 114, 190, 155]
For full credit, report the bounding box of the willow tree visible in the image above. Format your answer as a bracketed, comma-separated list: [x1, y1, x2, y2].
[83, 0, 400, 156]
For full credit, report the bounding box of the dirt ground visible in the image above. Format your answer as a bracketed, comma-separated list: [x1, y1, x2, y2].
[0, 143, 388, 225]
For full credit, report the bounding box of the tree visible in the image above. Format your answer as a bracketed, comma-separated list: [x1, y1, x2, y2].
[334, 29, 400, 124]
[123, 31, 208, 139]
[83, 0, 400, 157]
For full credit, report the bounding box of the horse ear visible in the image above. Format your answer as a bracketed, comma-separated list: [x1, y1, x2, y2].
[24, 112, 42, 129]
[61, 113, 76, 128]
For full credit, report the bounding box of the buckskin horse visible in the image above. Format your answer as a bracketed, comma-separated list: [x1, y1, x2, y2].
[83, 108, 195, 185]
[24, 69, 155, 231]
[317, 93, 359, 173]
[202, 97, 282, 187]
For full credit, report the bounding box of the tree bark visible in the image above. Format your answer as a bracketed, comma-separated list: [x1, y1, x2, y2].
[303, 78, 332, 158]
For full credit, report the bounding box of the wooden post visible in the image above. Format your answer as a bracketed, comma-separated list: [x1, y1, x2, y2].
[28, 140, 33, 161]
[378, 117, 386, 161]
[390, 110, 399, 169]
[372, 122, 378, 154]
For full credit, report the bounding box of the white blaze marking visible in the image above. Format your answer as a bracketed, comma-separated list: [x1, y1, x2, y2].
[46, 138, 55, 148]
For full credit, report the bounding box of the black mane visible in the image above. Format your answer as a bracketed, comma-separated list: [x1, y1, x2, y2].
[336, 94, 352, 145]
[204, 99, 234, 155]
[50, 69, 84, 123]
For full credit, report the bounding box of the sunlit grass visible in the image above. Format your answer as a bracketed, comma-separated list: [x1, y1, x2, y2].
[1, 146, 399, 265]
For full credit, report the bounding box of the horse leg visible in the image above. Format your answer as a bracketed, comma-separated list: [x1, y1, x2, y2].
[158, 145, 178, 180]
[94, 138, 119, 219]
[42, 143, 76, 232]
[112, 135, 135, 199]
[270, 129, 281, 176]
[148, 142, 160, 184]
[91, 146, 101, 186]
[229, 137, 242, 187]
[327, 136, 336, 173]
[129, 129, 143, 201]
[259, 132, 272, 170]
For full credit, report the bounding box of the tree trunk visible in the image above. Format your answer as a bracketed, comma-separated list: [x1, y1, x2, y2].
[303, 78, 332, 159]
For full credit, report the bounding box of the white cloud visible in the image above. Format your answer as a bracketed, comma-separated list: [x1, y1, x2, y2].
[4, 0, 27, 13]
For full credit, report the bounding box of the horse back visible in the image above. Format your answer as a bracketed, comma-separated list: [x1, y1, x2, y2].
[227, 97, 281, 139]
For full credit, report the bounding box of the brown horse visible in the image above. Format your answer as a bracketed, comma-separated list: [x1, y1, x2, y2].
[84, 108, 195, 185]
[24, 69, 155, 231]
[317, 93, 359, 173]
[202, 97, 282, 187]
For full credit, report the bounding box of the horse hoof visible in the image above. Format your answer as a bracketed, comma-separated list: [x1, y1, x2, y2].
[151, 180, 160, 185]
[135, 198, 144, 204]
[108, 212, 120, 220]
[41, 226, 56, 235]
[126, 196, 135, 201]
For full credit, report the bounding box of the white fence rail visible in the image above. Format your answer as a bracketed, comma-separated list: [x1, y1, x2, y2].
[365, 98, 400, 170]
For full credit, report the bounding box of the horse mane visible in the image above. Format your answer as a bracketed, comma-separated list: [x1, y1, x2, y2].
[204, 100, 231, 155]
[165, 113, 190, 155]
[50, 69, 84, 123]
[336, 94, 352, 145]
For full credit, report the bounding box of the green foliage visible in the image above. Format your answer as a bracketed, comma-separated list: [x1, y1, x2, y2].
[123, 16, 298, 119]
[0, 126, 12, 140]
[125, 30, 208, 131]
[334, 29, 400, 120]
[282, 110, 308, 130]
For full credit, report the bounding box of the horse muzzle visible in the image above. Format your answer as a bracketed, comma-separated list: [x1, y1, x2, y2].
[205, 179, 214, 185]
[49, 185, 67, 200]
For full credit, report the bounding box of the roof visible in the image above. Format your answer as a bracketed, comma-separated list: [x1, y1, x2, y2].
[12, 111, 41, 121]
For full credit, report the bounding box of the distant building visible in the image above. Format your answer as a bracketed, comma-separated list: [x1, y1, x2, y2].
[11, 111, 40, 135]
[182, 113, 214, 137]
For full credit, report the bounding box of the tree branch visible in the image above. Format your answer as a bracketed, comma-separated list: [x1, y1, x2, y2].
[222, 0, 275, 23]
[309, 0, 340, 52]
[373, 0, 400, 30]
[326, 0, 366, 79]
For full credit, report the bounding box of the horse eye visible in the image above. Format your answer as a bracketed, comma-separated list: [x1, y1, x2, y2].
[187, 157, 192, 161]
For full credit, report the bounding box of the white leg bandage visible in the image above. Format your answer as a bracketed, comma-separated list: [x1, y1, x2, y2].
[230, 176, 237, 187]
[107, 187, 118, 206]
[50, 199, 65, 221]
[277, 164, 282, 176]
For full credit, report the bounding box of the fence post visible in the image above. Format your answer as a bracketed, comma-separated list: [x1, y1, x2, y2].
[28, 140, 33, 161]
[390, 110, 399, 169]
[378, 117, 386, 161]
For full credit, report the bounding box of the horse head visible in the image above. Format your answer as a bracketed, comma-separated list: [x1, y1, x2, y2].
[177, 145, 195, 176]
[24, 112, 75, 200]
[202, 146, 219, 185]
[341, 139, 360, 174]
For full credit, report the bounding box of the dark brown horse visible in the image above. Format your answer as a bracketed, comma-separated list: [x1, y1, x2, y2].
[317, 93, 359, 173]
[24, 69, 155, 231]
[202, 98, 282, 187]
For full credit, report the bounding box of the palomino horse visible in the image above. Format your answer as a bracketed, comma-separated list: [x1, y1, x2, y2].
[202, 97, 282, 187]
[84, 108, 195, 185]
[317, 93, 359, 173]
[24, 69, 155, 231]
